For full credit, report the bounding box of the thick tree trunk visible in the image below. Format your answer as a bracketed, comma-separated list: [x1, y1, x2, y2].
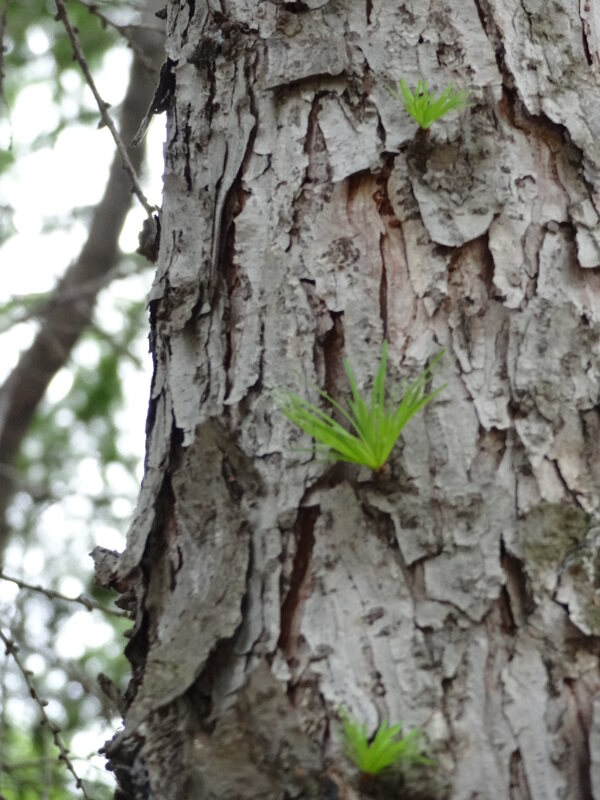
[99, 1, 600, 798]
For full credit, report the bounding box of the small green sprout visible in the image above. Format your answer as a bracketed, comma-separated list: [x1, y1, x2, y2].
[341, 709, 433, 776]
[279, 342, 443, 473]
[390, 78, 471, 129]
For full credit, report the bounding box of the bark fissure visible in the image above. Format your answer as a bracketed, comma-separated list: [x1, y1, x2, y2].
[509, 749, 533, 800]
[500, 541, 535, 628]
[322, 311, 345, 399]
[279, 506, 319, 662]
[182, 105, 193, 191]
[550, 457, 586, 511]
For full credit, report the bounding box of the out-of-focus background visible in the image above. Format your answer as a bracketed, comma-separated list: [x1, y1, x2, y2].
[0, 2, 164, 796]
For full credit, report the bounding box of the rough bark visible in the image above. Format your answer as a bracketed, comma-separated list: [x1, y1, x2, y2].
[100, 1, 600, 798]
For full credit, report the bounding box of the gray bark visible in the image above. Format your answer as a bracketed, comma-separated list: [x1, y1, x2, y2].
[100, 1, 600, 798]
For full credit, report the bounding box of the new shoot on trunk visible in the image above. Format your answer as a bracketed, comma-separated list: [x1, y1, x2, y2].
[279, 342, 444, 474]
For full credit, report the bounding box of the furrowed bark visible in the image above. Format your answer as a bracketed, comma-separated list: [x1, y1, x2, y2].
[103, 1, 600, 798]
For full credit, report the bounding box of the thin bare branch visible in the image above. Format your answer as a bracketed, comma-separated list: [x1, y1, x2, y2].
[0, 571, 128, 618]
[34, 641, 125, 720]
[53, 0, 156, 215]
[73, 0, 162, 74]
[0, 628, 96, 800]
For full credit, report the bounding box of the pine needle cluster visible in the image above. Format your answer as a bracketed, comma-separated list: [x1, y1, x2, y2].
[390, 78, 471, 129]
[280, 342, 443, 473]
[341, 710, 433, 776]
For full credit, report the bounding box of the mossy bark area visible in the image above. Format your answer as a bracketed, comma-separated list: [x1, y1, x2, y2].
[98, 1, 600, 798]
[520, 504, 600, 637]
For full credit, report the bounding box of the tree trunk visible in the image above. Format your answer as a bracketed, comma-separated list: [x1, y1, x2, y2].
[99, 1, 600, 798]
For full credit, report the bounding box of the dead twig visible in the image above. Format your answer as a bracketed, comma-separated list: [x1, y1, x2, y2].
[0, 571, 128, 618]
[0, 628, 96, 799]
[53, 0, 156, 216]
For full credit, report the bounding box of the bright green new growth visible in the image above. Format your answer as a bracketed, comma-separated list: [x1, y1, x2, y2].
[341, 710, 433, 776]
[390, 78, 471, 129]
[280, 342, 443, 472]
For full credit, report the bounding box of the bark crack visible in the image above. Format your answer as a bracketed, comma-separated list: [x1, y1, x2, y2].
[279, 505, 319, 664]
[322, 311, 345, 398]
[500, 537, 535, 628]
[579, 12, 594, 66]
[550, 456, 586, 511]
[509, 749, 534, 800]
[286, 90, 331, 252]
[182, 104, 193, 191]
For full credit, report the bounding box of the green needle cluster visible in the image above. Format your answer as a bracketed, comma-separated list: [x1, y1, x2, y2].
[390, 78, 471, 129]
[341, 710, 433, 776]
[280, 342, 444, 473]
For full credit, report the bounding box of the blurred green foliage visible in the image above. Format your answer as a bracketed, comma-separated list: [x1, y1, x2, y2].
[5, 0, 121, 96]
[0, 290, 150, 798]
[0, 725, 115, 800]
[0, 2, 154, 797]
[1, 727, 70, 800]
[0, 0, 131, 251]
